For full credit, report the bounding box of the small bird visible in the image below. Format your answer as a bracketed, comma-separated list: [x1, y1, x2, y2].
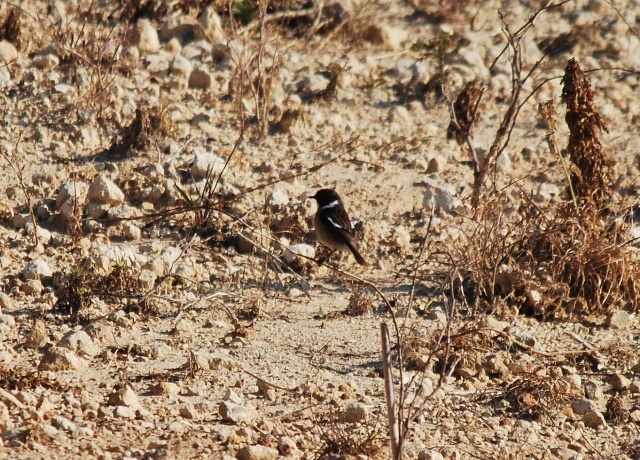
[310, 188, 368, 266]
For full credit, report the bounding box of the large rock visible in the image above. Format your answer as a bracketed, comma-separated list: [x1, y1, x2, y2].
[218, 401, 258, 424]
[22, 259, 53, 280]
[58, 330, 100, 358]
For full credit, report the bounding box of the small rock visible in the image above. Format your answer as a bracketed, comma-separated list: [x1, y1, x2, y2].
[422, 180, 462, 213]
[51, 415, 78, 432]
[191, 149, 224, 179]
[38, 347, 87, 371]
[283, 243, 315, 264]
[138, 269, 157, 291]
[196, 6, 225, 44]
[268, 187, 290, 207]
[174, 318, 193, 335]
[629, 381, 640, 393]
[25, 223, 52, 244]
[24, 320, 48, 349]
[583, 380, 603, 401]
[236, 445, 279, 460]
[482, 316, 510, 332]
[419, 450, 445, 460]
[121, 222, 141, 240]
[277, 436, 299, 456]
[188, 67, 212, 89]
[219, 401, 258, 424]
[108, 386, 142, 410]
[0, 293, 11, 309]
[152, 382, 181, 396]
[609, 374, 631, 391]
[582, 410, 606, 428]
[131, 19, 160, 53]
[56, 181, 87, 210]
[535, 183, 560, 202]
[572, 398, 597, 415]
[22, 259, 53, 280]
[427, 155, 447, 173]
[606, 310, 634, 329]
[224, 389, 243, 404]
[88, 174, 125, 205]
[0, 40, 18, 62]
[340, 402, 368, 423]
[179, 404, 198, 419]
[170, 54, 192, 77]
[84, 321, 116, 344]
[58, 330, 100, 358]
[114, 405, 137, 419]
[19, 279, 44, 296]
[0, 388, 25, 409]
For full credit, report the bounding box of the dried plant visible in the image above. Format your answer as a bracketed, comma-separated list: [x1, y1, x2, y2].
[561, 58, 615, 211]
[502, 373, 580, 421]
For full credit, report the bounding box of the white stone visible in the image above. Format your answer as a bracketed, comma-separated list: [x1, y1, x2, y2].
[422, 180, 461, 213]
[196, 6, 225, 44]
[58, 330, 100, 358]
[170, 54, 192, 77]
[283, 243, 315, 264]
[535, 183, 560, 202]
[191, 149, 224, 179]
[572, 398, 596, 415]
[22, 259, 53, 280]
[88, 174, 125, 205]
[268, 186, 289, 207]
[56, 181, 88, 210]
[133, 19, 160, 53]
[0, 41, 18, 62]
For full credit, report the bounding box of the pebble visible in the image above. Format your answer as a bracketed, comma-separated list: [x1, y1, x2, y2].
[582, 410, 606, 428]
[24, 320, 49, 349]
[56, 181, 89, 210]
[108, 386, 142, 410]
[191, 149, 224, 179]
[87, 174, 125, 205]
[608, 374, 631, 391]
[422, 180, 462, 213]
[606, 310, 634, 329]
[19, 278, 43, 295]
[58, 330, 100, 358]
[218, 401, 258, 424]
[170, 54, 192, 77]
[132, 19, 160, 53]
[152, 382, 180, 396]
[236, 445, 279, 460]
[22, 259, 53, 280]
[121, 222, 141, 240]
[0, 40, 17, 62]
[283, 242, 313, 266]
[571, 399, 597, 415]
[419, 451, 445, 460]
[188, 67, 212, 89]
[196, 6, 225, 44]
[38, 346, 86, 371]
[268, 186, 290, 207]
[51, 415, 78, 432]
[0, 293, 10, 309]
[277, 436, 299, 456]
[583, 380, 603, 401]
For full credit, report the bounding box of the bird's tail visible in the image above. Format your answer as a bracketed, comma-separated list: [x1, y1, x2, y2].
[347, 242, 368, 267]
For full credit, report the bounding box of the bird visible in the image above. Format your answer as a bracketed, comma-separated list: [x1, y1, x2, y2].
[309, 188, 368, 266]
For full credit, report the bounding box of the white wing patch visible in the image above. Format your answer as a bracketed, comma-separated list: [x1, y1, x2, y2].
[321, 200, 340, 210]
[326, 216, 344, 229]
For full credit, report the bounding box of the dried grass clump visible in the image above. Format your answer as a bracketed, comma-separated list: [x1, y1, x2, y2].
[605, 395, 629, 425]
[315, 408, 385, 458]
[54, 264, 143, 323]
[503, 373, 579, 421]
[108, 105, 174, 157]
[452, 58, 639, 320]
[561, 58, 615, 210]
[346, 288, 375, 316]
